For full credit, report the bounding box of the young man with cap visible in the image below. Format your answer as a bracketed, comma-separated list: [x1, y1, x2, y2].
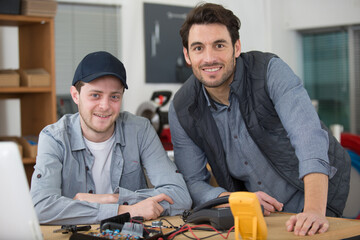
[169, 2, 350, 237]
[30, 51, 191, 225]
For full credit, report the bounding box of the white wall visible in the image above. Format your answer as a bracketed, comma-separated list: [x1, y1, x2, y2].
[116, 0, 360, 113]
[266, 0, 360, 79]
[120, 0, 268, 113]
[1, 0, 360, 133]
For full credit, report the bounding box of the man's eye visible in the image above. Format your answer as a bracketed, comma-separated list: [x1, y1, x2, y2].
[216, 44, 224, 48]
[194, 46, 202, 51]
[91, 94, 99, 98]
[111, 95, 120, 101]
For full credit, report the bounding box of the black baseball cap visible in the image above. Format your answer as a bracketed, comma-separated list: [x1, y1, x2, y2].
[72, 51, 128, 89]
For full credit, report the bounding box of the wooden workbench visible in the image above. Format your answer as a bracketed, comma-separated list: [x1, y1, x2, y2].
[41, 212, 360, 239]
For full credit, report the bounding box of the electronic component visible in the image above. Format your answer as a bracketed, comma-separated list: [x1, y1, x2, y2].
[53, 225, 91, 234]
[229, 192, 267, 240]
[120, 222, 143, 238]
[182, 196, 234, 230]
[100, 212, 130, 230]
[69, 212, 178, 239]
[151, 221, 163, 228]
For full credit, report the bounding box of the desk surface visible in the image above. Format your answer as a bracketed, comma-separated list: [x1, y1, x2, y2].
[41, 213, 360, 240]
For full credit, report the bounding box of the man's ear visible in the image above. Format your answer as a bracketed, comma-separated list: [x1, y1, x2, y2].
[70, 86, 80, 105]
[234, 39, 241, 58]
[183, 47, 192, 66]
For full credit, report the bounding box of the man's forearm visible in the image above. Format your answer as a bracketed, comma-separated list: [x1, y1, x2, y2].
[73, 193, 119, 204]
[303, 173, 328, 214]
[34, 195, 118, 225]
[285, 173, 330, 236]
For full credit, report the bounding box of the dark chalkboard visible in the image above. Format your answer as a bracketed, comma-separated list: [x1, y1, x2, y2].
[144, 3, 193, 84]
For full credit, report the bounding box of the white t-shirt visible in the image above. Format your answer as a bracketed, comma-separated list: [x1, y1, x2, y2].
[84, 133, 115, 194]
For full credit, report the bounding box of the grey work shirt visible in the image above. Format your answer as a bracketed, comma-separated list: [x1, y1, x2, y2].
[30, 111, 192, 225]
[169, 57, 334, 212]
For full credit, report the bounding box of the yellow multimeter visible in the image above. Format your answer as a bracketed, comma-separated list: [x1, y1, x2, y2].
[229, 192, 268, 240]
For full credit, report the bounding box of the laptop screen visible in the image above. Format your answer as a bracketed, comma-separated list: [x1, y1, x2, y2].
[0, 141, 43, 240]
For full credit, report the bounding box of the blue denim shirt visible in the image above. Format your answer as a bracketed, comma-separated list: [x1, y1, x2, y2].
[169, 57, 333, 212]
[30, 111, 191, 225]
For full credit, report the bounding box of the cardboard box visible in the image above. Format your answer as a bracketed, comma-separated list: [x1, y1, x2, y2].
[0, 70, 20, 87]
[0, 136, 23, 157]
[21, 0, 57, 17]
[0, 136, 38, 159]
[19, 136, 38, 158]
[19, 68, 50, 87]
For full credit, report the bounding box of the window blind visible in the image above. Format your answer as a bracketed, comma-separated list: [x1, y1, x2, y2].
[55, 3, 120, 95]
[302, 30, 350, 131]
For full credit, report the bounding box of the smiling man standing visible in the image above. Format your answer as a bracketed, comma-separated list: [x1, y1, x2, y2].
[30, 51, 191, 225]
[168, 2, 350, 237]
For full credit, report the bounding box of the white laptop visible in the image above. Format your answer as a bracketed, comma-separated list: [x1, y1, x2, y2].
[0, 141, 43, 240]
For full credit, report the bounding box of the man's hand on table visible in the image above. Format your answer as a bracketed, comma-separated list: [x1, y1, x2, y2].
[255, 191, 283, 216]
[118, 193, 174, 220]
[286, 211, 329, 236]
[73, 192, 173, 220]
[286, 173, 329, 236]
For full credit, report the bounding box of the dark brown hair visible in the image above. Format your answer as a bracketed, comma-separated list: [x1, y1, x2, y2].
[74, 81, 84, 93]
[180, 2, 241, 50]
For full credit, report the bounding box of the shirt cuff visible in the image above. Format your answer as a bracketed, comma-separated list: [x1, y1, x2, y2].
[299, 158, 337, 180]
[192, 185, 227, 207]
[97, 203, 119, 222]
[116, 187, 139, 205]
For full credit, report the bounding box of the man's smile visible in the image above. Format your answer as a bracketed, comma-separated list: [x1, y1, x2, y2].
[203, 67, 222, 72]
[94, 113, 111, 118]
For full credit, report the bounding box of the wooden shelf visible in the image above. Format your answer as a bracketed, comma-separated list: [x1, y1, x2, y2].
[0, 14, 52, 26]
[23, 157, 36, 165]
[0, 13, 56, 185]
[0, 86, 52, 93]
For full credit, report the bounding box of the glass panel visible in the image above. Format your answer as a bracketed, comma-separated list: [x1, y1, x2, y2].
[303, 31, 349, 131]
[353, 28, 360, 134]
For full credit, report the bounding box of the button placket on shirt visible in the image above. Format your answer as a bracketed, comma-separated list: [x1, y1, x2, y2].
[84, 149, 95, 194]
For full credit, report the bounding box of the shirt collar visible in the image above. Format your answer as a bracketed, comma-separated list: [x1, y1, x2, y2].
[70, 112, 125, 152]
[70, 113, 86, 151]
[229, 57, 243, 93]
[202, 85, 218, 110]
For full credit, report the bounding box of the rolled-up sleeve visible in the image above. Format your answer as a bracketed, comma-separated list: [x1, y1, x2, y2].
[31, 131, 119, 225]
[267, 58, 335, 179]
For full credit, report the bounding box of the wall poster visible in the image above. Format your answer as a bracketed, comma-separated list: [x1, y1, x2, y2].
[144, 3, 193, 84]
